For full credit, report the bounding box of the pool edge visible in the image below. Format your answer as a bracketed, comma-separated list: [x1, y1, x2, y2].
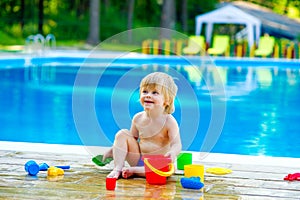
[2, 141, 300, 168]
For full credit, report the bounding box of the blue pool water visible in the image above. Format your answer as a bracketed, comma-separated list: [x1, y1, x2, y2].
[1, 55, 300, 158]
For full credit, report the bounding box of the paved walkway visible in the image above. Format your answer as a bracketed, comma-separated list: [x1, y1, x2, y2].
[1, 142, 300, 199]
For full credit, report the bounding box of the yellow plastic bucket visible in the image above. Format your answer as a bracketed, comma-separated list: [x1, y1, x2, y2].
[184, 164, 204, 183]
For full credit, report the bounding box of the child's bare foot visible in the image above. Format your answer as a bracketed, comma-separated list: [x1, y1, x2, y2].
[107, 169, 122, 179]
[122, 167, 134, 179]
[122, 166, 145, 179]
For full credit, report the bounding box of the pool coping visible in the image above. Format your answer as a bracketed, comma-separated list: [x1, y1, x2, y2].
[2, 141, 300, 168]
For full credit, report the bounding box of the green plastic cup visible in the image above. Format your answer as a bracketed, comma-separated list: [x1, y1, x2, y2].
[177, 153, 192, 170]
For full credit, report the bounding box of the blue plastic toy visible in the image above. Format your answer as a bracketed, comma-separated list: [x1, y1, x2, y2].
[180, 176, 204, 190]
[39, 163, 70, 171]
[25, 160, 40, 176]
[25, 160, 70, 176]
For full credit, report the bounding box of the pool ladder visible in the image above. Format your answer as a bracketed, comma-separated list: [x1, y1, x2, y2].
[25, 34, 56, 54]
[24, 34, 57, 83]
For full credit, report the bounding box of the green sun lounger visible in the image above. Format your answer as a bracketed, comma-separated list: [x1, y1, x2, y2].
[207, 35, 230, 56]
[254, 36, 275, 57]
[183, 35, 205, 55]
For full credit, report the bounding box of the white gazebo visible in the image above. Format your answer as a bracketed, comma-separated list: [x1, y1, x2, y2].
[195, 5, 261, 49]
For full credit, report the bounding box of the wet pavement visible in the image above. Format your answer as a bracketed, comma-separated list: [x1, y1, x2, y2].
[1, 145, 300, 199]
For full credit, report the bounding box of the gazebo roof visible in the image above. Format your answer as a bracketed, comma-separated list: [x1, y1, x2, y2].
[196, 4, 261, 25]
[220, 1, 300, 40]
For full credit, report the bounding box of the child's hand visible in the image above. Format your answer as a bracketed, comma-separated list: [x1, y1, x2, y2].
[164, 151, 176, 162]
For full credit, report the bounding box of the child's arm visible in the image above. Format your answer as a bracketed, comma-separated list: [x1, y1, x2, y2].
[164, 115, 182, 162]
[129, 113, 140, 140]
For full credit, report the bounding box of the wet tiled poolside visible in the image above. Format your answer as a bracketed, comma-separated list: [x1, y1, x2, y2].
[1, 143, 300, 199]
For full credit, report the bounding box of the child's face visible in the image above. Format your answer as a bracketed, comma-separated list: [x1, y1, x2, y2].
[140, 85, 166, 111]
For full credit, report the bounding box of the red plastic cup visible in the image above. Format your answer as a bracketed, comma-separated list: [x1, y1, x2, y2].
[106, 177, 117, 190]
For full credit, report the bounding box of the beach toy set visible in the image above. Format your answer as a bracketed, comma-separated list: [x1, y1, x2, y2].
[25, 160, 70, 177]
[176, 152, 234, 190]
[94, 154, 175, 190]
[93, 152, 234, 191]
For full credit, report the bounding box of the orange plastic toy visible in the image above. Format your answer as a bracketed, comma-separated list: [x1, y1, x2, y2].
[47, 166, 64, 176]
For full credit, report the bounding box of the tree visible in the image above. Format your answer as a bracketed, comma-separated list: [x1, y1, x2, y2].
[20, 0, 25, 30]
[87, 0, 100, 45]
[160, 0, 176, 39]
[38, 0, 44, 35]
[127, 0, 135, 43]
[181, 0, 188, 33]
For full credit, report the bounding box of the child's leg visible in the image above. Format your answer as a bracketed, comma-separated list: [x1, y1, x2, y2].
[107, 129, 140, 178]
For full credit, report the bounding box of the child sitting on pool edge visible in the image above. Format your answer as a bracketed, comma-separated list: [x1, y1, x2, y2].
[103, 72, 182, 179]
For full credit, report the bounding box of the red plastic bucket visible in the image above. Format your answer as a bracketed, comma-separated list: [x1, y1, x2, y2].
[143, 155, 173, 185]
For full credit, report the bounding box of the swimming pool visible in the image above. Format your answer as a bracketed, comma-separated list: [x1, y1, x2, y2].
[1, 52, 300, 158]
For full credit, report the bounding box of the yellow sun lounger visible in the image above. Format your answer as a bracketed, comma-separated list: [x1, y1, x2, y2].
[254, 36, 275, 57]
[207, 35, 230, 56]
[183, 36, 205, 55]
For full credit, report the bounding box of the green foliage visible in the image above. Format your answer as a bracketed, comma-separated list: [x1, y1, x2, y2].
[0, 0, 299, 47]
[100, 5, 128, 40]
[45, 1, 89, 40]
[0, 30, 23, 45]
[184, 0, 218, 34]
[135, 0, 161, 26]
